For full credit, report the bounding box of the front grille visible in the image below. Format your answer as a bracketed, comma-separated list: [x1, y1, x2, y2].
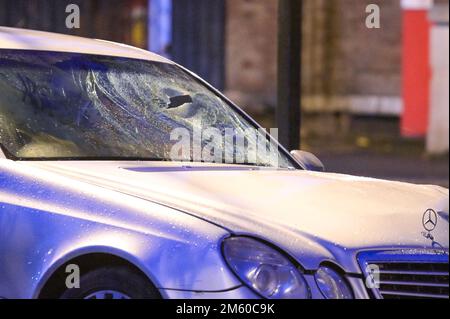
[375, 262, 449, 299]
[358, 250, 449, 299]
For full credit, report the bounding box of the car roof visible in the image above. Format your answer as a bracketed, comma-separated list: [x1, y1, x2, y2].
[0, 26, 173, 64]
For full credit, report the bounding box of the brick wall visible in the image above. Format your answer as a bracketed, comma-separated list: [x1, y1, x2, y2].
[225, 0, 405, 116]
[225, 0, 278, 114]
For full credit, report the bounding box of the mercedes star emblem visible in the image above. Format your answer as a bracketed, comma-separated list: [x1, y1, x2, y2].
[423, 209, 438, 232]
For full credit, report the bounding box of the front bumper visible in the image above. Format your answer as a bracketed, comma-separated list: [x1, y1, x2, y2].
[159, 286, 260, 299]
[159, 275, 371, 299]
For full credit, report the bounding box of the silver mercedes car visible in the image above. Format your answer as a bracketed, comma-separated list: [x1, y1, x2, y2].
[0, 27, 448, 300]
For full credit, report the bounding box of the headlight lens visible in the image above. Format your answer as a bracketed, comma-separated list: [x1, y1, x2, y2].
[315, 266, 354, 299]
[222, 237, 310, 299]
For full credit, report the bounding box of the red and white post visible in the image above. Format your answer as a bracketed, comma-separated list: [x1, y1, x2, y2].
[400, 0, 433, 137]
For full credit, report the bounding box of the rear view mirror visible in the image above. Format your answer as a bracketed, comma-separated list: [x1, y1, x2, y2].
[290, 150, 325, 172]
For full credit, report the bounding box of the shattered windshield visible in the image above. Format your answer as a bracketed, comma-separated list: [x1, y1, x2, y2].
[0, 50, 295, 168]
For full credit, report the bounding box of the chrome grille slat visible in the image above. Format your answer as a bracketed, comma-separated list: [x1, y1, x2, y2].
[380, 290, 449, 299]
[379, 270, 449, 276]
[380, 280, 449, 288]
[358, 250, 449, 300]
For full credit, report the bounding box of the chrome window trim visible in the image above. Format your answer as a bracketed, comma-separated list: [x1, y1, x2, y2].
[358, 249, 449, 299]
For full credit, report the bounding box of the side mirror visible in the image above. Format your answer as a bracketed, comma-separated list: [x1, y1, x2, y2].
[290, 150, 325, 172]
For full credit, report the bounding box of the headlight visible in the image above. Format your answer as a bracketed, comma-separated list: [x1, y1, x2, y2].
[315, 266, 354, 299]
[222, 237, 310, 299]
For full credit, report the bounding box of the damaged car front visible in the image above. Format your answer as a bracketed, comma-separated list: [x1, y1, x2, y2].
[0, 28, 448, 299]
